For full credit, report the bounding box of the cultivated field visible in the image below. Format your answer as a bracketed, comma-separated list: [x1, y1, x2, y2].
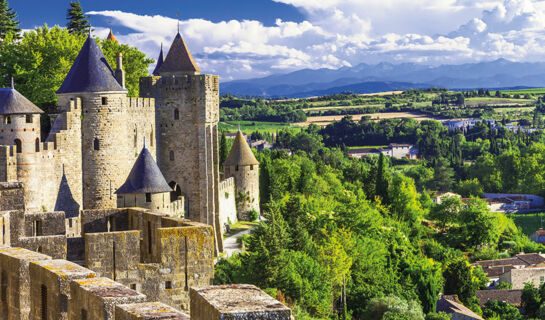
[294, 112, 440, 127]
[507, 213, 544, 236]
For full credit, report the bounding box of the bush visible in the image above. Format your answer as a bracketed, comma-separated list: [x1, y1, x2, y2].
[425, 312, 451, 320]
[248, 209, 259, 222]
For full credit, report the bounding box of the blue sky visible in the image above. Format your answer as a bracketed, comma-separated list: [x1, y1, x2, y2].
[9, 0, 545, 80]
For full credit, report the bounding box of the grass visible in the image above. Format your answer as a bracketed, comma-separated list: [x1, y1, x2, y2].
[507, 213, 545, 236]
[223, 221, 260, 239]
[499, 88, 545, 95]
[219, 120, 296, 133]
[348, 145, 387, 149]
[465, 97, 534, 105]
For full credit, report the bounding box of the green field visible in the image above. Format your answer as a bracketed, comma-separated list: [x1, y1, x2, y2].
[507, 213, 545, 236]
[219, 121, 296, 133]
[499, 88, 545, 95]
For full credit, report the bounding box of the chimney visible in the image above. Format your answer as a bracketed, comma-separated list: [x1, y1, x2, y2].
[115, 53, 125, 88]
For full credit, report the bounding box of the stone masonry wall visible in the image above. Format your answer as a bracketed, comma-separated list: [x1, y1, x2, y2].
[0, 182, 24, 211]
[225, 164, 260, 220]
[140, 74, 223, 252]
[218, 178, 237, 231]
[0, 146, 17, 183]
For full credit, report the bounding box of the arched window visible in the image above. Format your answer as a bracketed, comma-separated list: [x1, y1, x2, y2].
[174, 108, 179, 120]
[35, 138, 40, 152]
[14, 139, 21, 153]
[25, 115, 32, 123]
[94, 138, 100, 151]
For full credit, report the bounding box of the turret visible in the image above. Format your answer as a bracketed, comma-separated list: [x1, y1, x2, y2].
[115, 53, 125, 88]
[106, 28, 117, 43]
[223, 131, 260, 220]
[116, 145, 173, 214]
[155, 32, 200, 76]
[0, 81, 44, 209]
[57, 35, 130, 210]
[152, 43, 164, 76]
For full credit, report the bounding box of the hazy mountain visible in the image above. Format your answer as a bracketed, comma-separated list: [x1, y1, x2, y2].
[222, 59, 545, 97]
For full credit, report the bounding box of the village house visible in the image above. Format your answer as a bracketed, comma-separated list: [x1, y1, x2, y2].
[474, 253, 545, 288]
[436, 295, 483, 320]
[348, 143, 419, 159]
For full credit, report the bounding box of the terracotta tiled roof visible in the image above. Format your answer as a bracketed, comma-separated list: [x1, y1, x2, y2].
[223, 131, 259, 166]
[437, 295, 483, 320]
[476, 290, 522, 307]
[106, 29, 117, 43]
[157, 32, 200, 75]
[474, 253, 545, 277]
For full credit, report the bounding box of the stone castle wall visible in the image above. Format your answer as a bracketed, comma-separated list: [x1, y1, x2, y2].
[140, 74, 222, 252]
[0, 146, 17, 183]
[225, 164, 260, 220]
[218, 178, 237, 230]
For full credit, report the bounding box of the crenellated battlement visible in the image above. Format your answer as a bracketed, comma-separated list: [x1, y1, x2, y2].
[140, 74, 219, 98]
[219, 177, 235, 193]
[126, 97, 155, 111]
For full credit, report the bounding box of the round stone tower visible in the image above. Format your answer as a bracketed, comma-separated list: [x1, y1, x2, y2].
[56, 35, 130, 209]
[223, 131, 260, 220]
[115, 144, 173, 214]
[0, 83, 44, 210]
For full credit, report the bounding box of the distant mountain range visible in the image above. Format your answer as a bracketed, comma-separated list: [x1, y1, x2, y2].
[221, 59, 545, 98]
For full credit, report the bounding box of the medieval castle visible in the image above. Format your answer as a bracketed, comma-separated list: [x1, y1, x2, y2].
[0, 30, 282, 319]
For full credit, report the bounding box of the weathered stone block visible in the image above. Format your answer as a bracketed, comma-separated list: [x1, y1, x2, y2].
[115, 302, 190, 319]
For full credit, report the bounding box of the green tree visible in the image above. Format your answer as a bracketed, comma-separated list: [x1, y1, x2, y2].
[482, 300, 523, 320]
[443, 258, 475, 304]
[219, 132, 228, 170]
[428, 196, 462, 230]
[425, 312, 451, 320]
[375, 152, 389, 202]
[66, 1, 91, 34]
[458, 198, 501, 249]
[0, 0, 20, 40]
[521, 282, 541, 318]
[363, 295, 425, 320]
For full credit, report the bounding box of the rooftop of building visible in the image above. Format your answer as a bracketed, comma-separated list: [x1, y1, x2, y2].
[106, 29, 117, 43]
[31, 259, 95, 278]
[117, 302, 190, 319]
[73, 277, 145, 299]
[437, 295, 483, 319]
[57, 35, 126, 94]
[192, 284, 290, 314]
[156, 32, 200, 75]
[223, 130, 259, 166]
[152, 43, 164, 76]
[349, 148, 381, 153]
[116, 146, 172, 195]
[0, 86, 44, 115]
[476, 290, 522, 307]
[474, 253, 545, 277]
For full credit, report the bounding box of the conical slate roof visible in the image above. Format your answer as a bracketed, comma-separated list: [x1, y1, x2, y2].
[0, 87, 43, 115]
[157, 32, 200, 75]
[57, 36, 126, 94]
[152, 43, 164, 75]
[223, 131, 259, 166]
[115, 146, 172, 194]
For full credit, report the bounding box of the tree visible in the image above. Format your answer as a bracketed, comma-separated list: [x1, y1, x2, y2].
[0, 0, 20, 40]
[219, 132, 228, 172]
[428, 195, 463, 230]
[375, 152, 389, 202]
[521, 282, 541, 318]
[425, 312, 451, 320]
[363, 295, 425, 320]
[66, 1, 91, 34]
[482, 300, 523, 320]
[443, 258, 475, 304]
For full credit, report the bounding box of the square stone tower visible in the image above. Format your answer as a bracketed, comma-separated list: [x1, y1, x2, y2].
[140, 32, 222, 251]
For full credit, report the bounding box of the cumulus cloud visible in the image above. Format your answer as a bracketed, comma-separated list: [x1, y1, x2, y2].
[88, 0, 545, 80]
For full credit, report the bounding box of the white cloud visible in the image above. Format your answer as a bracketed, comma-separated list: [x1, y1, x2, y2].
[88, 0, 545, 80]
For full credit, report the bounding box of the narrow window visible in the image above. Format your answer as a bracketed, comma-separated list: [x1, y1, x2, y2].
[37, 246, 42, 253]
[235, 165, 239, 172]
[41, 285, 47, 320]
[169, 151, 174, 161]
[250, 165, 254, 170]
[147, 222, 152, 254]
[165, 281, 172, 289]
[94, 138, 99, 151]
[134, 129, 137, 148]
[14, 139, 21, 153]
[1, 271, 7, 303]
[4, 116, 10, 124]
[25, 114, 32, 123]
[174, 108, 179, 120]
[130, 284, 136, 290]
[81, 309, 87, 320]
[68, 218, 73, 228]
[145, 193, 151, 203]
[35, 138, 40, 152]
[150, 130, 154, 147]
[34, 220, 43, 236]
[101, 97, 108, 105]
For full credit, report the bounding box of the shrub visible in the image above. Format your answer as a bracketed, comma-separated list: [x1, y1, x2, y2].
[248, 209, 259, 222]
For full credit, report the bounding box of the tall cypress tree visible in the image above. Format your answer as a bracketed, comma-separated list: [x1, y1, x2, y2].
[375, 153, 389, 203]
[66, 1, 91, 34]
[219, 132, 228, 170]
[0, 0, 21, 40]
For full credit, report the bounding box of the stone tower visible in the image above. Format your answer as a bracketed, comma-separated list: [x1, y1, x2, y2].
[57, 35, 131, 210]
[0, 83, 44, 210]
[140, 31, 222, 250]
[116, 144, 173, 214]
[223, 130, 260, 220]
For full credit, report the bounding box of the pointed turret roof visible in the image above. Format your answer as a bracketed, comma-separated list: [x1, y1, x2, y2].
[116, 146, 172, 194]
[106, 29, 117, 43]
[157, 32, 200, 75]
[152, 43, 164, 75]
[57, 36, 127, 94]
[224, 131, 259, 166]
[0, 87, 44, 115]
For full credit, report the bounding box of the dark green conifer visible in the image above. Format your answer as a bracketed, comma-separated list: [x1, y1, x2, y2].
[0, 0, 21, 40]
[66, 1, 91, 34]
[219, 132, 228, 170]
